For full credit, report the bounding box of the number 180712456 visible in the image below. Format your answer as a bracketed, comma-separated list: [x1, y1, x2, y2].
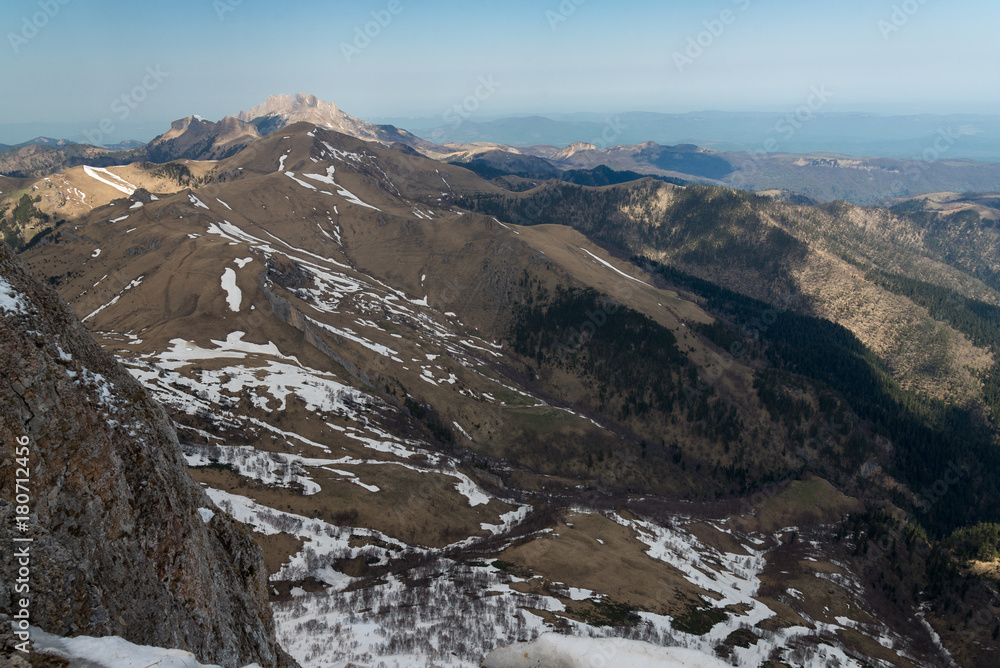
[14, 435, 30, 524]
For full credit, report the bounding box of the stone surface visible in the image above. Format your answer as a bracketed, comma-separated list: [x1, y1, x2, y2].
[0, 240, 295, 667]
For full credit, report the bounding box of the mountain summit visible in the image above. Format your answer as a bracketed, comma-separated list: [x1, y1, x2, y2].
[235, 93, 434, 149]
[237, 93, 342, 130]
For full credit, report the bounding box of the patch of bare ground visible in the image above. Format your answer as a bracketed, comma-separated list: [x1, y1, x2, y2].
[191, 463, 513, 548]
[752, 530, 928, 666]
[734, 477, 863, 535]
[498, 511, 709, 617]
[252, 531, 305, 576]
[685, 521, 751, 557]
[967, 560, 1000, 580]
[835, 628, 920, 668]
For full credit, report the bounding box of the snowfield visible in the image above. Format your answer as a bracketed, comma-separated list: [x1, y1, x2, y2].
[29, 628, 261, 668]
[82, 165, 137, 195]
[483, 634, 731, 668]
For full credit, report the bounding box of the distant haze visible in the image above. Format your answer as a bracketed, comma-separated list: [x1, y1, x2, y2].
[4, 108, 999, 164]
[0, 0, 997, 145]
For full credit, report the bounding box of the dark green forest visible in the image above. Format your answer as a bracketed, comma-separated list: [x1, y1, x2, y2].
[0, 193, 54, 252]
[452, 161, 686, 189]
[642, 259, 998, 537]
[507, 285, 743, 448]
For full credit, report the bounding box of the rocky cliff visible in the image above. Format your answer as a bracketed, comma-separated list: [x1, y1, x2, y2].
[0, 239, 294, 667]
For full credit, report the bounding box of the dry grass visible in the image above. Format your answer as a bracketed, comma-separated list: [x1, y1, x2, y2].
[192, 463, 513, 549]
[499, 511, 707, 617]
[253, 531, 305, 576]
[966, 560, 1000, 581]
[734, 477, 863, 534]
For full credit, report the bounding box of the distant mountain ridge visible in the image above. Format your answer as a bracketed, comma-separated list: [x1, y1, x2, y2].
[403, 110, 1000, 161]
[14, 137, 78, 149]
[4, 95, 1000, 207]
[441, 140, 1000, 205]
[0, 94, 438, 172]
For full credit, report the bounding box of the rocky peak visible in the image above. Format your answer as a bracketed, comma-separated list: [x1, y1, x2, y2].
[237, 93, 340, 123]
[232, 93, 436, 151]
[554, 141, 597, 160]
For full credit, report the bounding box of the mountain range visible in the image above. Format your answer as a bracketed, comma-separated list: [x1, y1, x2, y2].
[4, 94, 1000, 667]
[6, 96, 1000, 207]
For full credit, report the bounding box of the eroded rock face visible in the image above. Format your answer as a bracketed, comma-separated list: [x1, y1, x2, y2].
[0, 240, 294, 667]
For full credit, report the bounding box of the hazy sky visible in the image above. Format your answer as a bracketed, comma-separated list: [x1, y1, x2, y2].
[0, 0, 997, 143]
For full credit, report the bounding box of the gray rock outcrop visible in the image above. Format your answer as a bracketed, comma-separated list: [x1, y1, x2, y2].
[0, 239, 296, 667]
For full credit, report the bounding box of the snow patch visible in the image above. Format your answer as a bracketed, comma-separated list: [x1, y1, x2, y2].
[82, 166, 137, 195]
[452, 470, 490, 507]
[582, 248, 653, 287]
[301, 167, 381, 210]
[28, 628, 244, 668]
[82, 276, 144, 322]
[221, 268, 242, 312]
[453, 421, 472, 441]
[0, 277, 29, 315]
[285, 171, 317, 190]
[484, 634, 731, 668]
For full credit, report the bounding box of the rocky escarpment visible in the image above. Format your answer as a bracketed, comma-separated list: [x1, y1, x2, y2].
[0, 239, 295, 667]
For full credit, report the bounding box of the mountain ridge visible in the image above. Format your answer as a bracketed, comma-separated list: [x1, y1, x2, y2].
[5, 95, 1000, 207]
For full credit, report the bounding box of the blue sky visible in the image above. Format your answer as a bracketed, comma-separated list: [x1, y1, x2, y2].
[0, 0, 997, 143]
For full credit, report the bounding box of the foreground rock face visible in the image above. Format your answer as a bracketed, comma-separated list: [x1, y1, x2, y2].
[0, 240, 294, 667]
